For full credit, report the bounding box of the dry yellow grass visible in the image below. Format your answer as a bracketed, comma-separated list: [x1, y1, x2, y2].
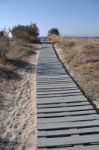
[8, 40, 36, 59]
[0, 39, 37, 77]
[49, 35, 99, 105]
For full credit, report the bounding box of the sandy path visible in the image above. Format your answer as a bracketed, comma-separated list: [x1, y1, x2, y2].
[0, 54, 38, 150]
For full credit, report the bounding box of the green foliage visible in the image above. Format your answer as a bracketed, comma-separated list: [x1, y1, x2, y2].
[48, 28, 59, 36]
[11, 24, 39, 42]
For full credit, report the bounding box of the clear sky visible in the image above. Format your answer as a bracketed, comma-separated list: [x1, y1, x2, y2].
[0, 0, 99, 36]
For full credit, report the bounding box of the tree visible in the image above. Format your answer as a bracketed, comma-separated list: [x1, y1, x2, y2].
[48, 28, 59, 36]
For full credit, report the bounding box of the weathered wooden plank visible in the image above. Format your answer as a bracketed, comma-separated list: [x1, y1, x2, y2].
[38, 114, 99, 124]
[37, 101, 90, 108]
[38, 120, 99, 130]
[38, 126, 99, 137]
[37, 82, 73, 86]
[37, 145, 99, 150]
[37, 80, 73, 83]
[37, 96, 87, 104]
[37, 79, 72, 83]
[38, 134, 99, 148]
[37, 87, 79, 93]
[37, 88, 79, 93]
[37, 84, 77, 88]
[38, 105, 93, 113]
[37, 78, 70, 81]
[37, 82, 76, 85]
[37, 93, 84, 99]
[37, 90, 81, 95]
[38, 110, 96, 118]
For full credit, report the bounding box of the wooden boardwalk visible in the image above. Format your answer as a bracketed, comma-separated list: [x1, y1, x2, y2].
[37, 42, 99, 150]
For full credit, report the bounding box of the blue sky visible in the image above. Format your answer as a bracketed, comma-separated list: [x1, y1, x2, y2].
[0, 0, 99, 36]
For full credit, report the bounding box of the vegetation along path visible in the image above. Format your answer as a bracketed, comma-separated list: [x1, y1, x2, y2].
[37, 39, 99, 150]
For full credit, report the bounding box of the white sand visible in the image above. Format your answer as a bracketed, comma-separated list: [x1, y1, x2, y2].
[0, 54, 38, 150]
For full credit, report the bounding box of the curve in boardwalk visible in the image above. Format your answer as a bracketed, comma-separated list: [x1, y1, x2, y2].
[37, 40, 99, 150]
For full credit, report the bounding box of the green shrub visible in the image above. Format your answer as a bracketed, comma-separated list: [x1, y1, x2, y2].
[48, 28, 59, 36]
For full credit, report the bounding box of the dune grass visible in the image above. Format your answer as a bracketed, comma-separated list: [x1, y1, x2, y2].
[49, 35, 99, 105]
[0, 37, 38, 82]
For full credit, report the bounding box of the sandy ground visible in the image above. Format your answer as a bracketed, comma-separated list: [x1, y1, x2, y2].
[0, 53, 38, 150]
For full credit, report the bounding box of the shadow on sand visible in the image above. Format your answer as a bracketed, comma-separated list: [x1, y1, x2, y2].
[0, 68, 22, 80]
[0, 59, 36, 80]
[0, 138, 33, 150]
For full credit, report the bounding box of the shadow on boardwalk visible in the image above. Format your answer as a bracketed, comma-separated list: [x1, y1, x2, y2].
[37, 63, 65, 76]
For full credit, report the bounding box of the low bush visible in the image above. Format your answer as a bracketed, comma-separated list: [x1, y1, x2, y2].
[48, 28, 59, 36]
[11, 24, 40, 43]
